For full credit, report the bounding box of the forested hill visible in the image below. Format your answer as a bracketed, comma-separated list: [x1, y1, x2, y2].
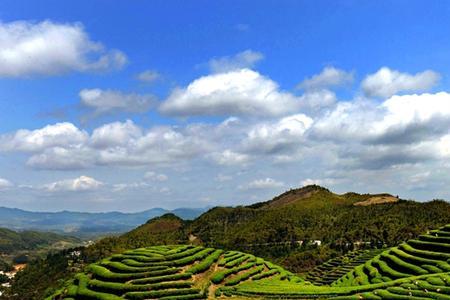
[0, 228, 81, 254]
[6, 185, 450, 299]
[85, 185, 450, 262]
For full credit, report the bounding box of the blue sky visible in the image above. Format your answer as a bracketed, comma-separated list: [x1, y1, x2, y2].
[1, 1, 450, 212]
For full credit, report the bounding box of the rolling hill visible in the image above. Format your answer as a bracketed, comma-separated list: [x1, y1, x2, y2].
[49, 223, 450, 299]
[0, 227, 81, 254]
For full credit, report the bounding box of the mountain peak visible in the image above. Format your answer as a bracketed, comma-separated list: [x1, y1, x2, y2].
[248, 184, 333, 209]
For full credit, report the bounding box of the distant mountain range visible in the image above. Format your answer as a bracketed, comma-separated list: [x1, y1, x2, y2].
[0, 206, 206, 238]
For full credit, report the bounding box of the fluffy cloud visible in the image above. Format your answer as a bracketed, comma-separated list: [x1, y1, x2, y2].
[27, 147, 94, 170]
[80, 89, 156, 116]
[313, 92, 450, 145]
[0, 20, 126, 77]
[362, 67, 440, 98]
[241, 177, 284, 190]
[0, 120, 210, 170]
[160, 69, 300, 117]
[298, 67, 353, 90]
[208, 50, 263, 73]
[90, 120, 143, 148]
[43, 176, 103, 192]
[136, 70, 161, 82]
[0, 122, 88, 152]
[0, 178, 13, 190]
[211, 150, 250, 166]
[299, 90, 337, 111]
[244, 114, 313, 154]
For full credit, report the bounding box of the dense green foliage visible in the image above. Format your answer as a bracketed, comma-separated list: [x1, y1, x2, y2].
[0, 257, 13, 272]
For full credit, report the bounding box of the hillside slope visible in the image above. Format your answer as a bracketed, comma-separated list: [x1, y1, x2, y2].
[50, 224, 450, 299]
[0, 227, 81, 254]
[49, 244, 304, 300]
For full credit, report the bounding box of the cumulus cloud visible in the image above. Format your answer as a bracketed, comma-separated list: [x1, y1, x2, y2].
[241, 177, 284, 190]
[0, 122, 88, 152]
[27, 147, 95, 170]
[211, 150, 250, 166]
[244, 114, 313, 154]
[0, 178, 13, 190]
[361, 67, 440, 98]
[0, 20, 126, 77]
[43, 176, 103, 192]
[313, 92, 450, 145]
[0, 120, 210, 170]
[160, 69, 300, 117]
[208, 50, 263, 73]
[136, 70, 161, 83]
[299, 90, 337, 111]
[298, 67, 353, 90]
[79, 89, 156, 116]
[90, 120, 142, 148]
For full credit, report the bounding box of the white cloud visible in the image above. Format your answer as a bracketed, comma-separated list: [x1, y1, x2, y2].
[208, 50, 263, 73]
[299, 90, 337, 111]
[241, 177, 284, 190]
[136, 70, 161, 83]
[90, 120, 142, 148]
[79, 89, 156, 116]
[0, 20, 126, 77]
[0, 122, 88, 152]
[0, 120, 210, 170]
[298, 67, 353, 90]
[43, 176, 103, 192]
[160, 69, 300, 117]
[211, 150, 249, 166]
[244, 114, 313, 154]
[0, 178, 13, 190]
[27, 147, 94, 170]
[362, 67, 440, 98]
[313, 92, 450, 145]
[144, 171, 168, 182]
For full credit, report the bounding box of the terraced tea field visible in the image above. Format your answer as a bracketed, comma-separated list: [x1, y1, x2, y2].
[306, 249, 384, 285]
[49, 244, 300, 300]
[51, 224, 450, 299]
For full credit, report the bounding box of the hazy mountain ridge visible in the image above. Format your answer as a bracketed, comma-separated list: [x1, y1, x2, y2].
[0, 206, 206, 237]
